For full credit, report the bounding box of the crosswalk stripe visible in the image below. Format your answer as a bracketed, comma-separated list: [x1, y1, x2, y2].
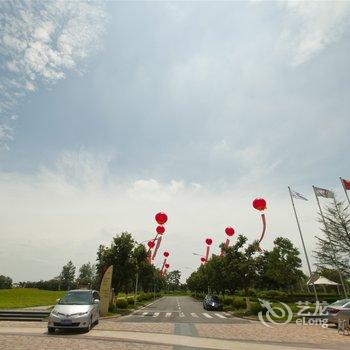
[165, 312, 171, 317]
[153, 312, 160, 318]
[202, 313, 213, 318]
[214, 313, 226, 319]
[142, 312, 148, 316]
[179, 312, 185, 317]
[190, 313, 199, 318]
[223, 312, 231, 318]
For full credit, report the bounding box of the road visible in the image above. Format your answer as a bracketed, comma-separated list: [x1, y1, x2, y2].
[121, 295, 250, 324]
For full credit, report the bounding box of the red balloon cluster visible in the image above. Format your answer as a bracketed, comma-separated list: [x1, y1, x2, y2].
[163, 251, 169, 257]
[252, 198, 267, 211]
[165, 263, 170, 269]
[155, 212, 168, 225]
[156, 225, 165, 235]
[205, 238, 213, 246]
[225, 227, 235, 236]
[147, 240, 155, 249]
[200, 257, 206, 263]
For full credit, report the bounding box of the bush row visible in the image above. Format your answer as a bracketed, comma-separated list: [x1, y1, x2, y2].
[109, 292, 163, 311]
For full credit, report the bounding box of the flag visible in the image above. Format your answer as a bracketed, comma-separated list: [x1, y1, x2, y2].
[314, 186, 335, 199]
[291, 189, 308, 201]
[341, 178, 350, 191]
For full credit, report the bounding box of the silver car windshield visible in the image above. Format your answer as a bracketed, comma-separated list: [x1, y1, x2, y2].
[58, 292, 92, 305]
[331, 299, 350, 307]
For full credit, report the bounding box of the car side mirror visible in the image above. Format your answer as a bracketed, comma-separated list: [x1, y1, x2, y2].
[94, 299, 100, 304]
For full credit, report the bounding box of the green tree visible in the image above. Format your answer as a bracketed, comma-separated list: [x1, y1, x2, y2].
[262, 237, 304, 291]
[96, 232, 145, 293]
[314, 200, 350, 276]
[59, 260, 76, 290]
[166, 270, 181, 291]
[0, 275, 12, 289]
[77, 262, 95, 287]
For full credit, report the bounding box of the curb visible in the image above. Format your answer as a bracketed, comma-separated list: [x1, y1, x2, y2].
[100, 296, 164, 320]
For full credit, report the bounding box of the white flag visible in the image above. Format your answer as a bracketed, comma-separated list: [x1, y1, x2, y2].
[291, 190, 308, 201]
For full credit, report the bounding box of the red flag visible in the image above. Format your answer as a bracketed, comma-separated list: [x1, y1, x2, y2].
[341, 178, 350, 191]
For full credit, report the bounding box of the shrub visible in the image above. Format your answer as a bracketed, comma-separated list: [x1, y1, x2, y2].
[223, 296, 234, 305]
[116, 298, 128, 309]
[250, 302, 266, 315]
[257, 290, 288, 302]
[232, 298, 246, 310]
[126, 296, 135, 305]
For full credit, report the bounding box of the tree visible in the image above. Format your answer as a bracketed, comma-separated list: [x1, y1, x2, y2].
[0, 275, 12, 289]
[314, 200, 350, 276]
[96, 232, 145, 294]
[166, 270, 181, 291]
[77, 262, 96, 287]
[261, 237, 304, 291]
[59, 261, 76, 290]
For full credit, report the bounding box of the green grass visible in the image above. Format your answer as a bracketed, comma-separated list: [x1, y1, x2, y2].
[0, 288, 66, 309]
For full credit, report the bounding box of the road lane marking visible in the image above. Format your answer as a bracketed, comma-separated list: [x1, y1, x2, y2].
[142, 312, 148, 317]
[214, 313, 226, 319]
[202, 313, 213, 318]
[190, 313, 199, 318]
[165, 312, 171, 317]
[153, 312, 160, 318]
[223, 312, 231, 318]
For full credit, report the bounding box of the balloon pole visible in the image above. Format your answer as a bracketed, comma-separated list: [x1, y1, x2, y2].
[161, 258, 167, 272]
[205, 246, 210, 261]
[258, 213, 266, 251]
[152, 236, 162, 260]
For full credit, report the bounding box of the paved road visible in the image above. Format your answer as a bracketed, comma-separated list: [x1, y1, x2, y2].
[120, 296, 250, 324]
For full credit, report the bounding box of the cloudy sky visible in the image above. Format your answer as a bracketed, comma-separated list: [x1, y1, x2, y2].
[1, 1, 350, 283]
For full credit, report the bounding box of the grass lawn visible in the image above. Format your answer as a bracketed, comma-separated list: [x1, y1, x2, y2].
[0, 288, 65, 309]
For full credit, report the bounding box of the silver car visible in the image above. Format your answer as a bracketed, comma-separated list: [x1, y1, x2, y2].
[48, 289, 100, 333]
[324, 298, 350, 324]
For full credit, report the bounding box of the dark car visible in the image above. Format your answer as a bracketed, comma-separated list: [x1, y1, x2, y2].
[203, 294, 223, 311]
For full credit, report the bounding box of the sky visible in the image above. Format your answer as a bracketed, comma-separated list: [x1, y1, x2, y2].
[0, 1, 350, 283]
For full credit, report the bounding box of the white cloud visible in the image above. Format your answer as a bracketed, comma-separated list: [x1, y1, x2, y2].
[0, 1, 106, 148]
[280, 1, 350, 65]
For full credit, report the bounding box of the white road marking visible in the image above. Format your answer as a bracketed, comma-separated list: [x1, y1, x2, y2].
[142, 312, 148, 317]
[203, 313, 213, 318]
[214, 313, 226, 319]
[153, 312, 160, 318]
[179, 312, 185, 317]
[190, 313, 199, 318]
[165, 312, 171, 317]
[223, 312, 231, 318]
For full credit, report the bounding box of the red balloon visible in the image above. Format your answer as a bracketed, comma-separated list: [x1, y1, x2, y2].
[205, 238, 213, 246]
[147, 240, 155, 249]
[200, 257, 206, 262]
[225, 227, 235, 237]
[156, 225, 165, 235]
[165, 263, 170, 269]
[252, 198, 267, 211]
[155, 212, 168, 225]
[163, 251, 169, 257]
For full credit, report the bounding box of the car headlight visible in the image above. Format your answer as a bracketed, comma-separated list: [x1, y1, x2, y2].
[51, 310, 59, 316]
[73, 312, 89, 316]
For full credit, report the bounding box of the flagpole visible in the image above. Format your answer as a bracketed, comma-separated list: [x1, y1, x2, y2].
[312, 186, 348, 297]
[340, 177, 350, 206]
[288, 187, 318, 301]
